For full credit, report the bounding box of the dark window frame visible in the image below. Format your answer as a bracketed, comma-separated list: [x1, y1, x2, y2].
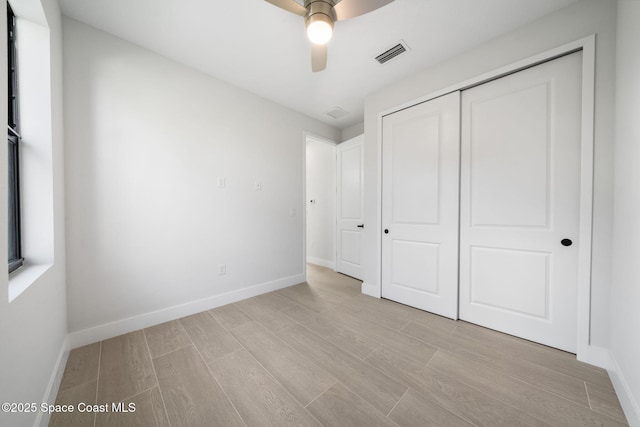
[8, 3, 23, 274]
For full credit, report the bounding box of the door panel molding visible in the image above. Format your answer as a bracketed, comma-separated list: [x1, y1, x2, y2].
[381, 92, 460, 320]
[460, 52, 581, 353]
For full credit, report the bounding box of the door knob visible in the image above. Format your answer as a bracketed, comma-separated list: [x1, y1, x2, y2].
[357, 224, 364, 228]
[384, 229, 389, 234]
[561, 239, 573, 247]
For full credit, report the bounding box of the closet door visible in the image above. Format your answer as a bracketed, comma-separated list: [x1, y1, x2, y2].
[381, 92, 460, 319]
[459, 53, 582, 352]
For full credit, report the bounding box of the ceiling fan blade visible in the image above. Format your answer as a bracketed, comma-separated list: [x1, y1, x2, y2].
[333, 0, 395, 20]
[311, 44, 327, 72]
[264, 0, 306, 16]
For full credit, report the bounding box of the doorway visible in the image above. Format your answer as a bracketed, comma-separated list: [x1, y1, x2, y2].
[305, 135, 337, 270]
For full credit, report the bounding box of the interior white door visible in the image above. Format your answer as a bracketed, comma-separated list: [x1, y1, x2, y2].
[336, 135, 364, 280]
[381, 92, 460, 319]
[459, 52, 582, 353]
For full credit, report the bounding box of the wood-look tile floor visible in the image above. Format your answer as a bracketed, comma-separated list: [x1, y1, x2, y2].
[51, 264, 628, 426]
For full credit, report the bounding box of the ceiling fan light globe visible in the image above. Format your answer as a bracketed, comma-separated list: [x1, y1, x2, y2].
[307, 19, 333, 44]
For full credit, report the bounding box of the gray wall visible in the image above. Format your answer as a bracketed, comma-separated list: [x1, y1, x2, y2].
[63, 18, 340, 334]
[610, 1, 640, 424]
[341, 122, 364, 142]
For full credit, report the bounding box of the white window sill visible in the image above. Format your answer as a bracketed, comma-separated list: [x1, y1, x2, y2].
[9, 263, 52, 302]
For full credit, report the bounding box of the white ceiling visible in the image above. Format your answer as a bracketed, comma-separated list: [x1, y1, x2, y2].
[59, 0, 579, 129]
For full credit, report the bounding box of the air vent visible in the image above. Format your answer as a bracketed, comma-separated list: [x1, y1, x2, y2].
[375, 40, 409, 64]
[325, 107, 349, 119]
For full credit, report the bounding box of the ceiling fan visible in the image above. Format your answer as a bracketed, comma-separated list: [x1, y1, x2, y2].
[264, 0, 395, 72]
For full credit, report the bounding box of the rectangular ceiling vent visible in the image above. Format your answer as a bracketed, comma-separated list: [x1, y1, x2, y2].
[375, 40, 409, 64]
[325, 107, 349, 119]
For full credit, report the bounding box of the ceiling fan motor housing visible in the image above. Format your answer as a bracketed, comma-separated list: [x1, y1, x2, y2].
[304, 0, 337, 31]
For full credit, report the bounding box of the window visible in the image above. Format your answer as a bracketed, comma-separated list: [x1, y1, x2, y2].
[7, 3, 23, 273]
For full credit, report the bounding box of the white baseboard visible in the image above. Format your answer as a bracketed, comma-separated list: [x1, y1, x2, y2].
[35, 335, 70, 427]
[577, 344, 610, 369]
[361, 281, 380, 298]
[306, 256, 335, 270]
[609, 351, 640, 426]
[68, 274, 305, 349]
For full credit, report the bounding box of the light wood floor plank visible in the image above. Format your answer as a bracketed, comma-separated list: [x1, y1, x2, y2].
[388, 388, 474, 427]
[153, 346, 244, 427]
[277, 283, 348, 313]
[586, 382, 628, 423]
[235, 294, 297, 332]
[381, 300, 458, 334]
[349, 294, 457, 334]
[49, 380, 97, 427]
[179, 312, 241, 362]
[453, 321, 613, 389]
[95, 386, 169, 427]
[209, 349, 320, 426]
[276, 324, 407, 414]
[210, 303, 253, 330]
[97, 331, 157, 404]
[306, 264, 362, 297]
[319, 306, 438, 364]
[366, 345, 548, 427]
[282, 304, 381, 359]
[230, 321, 336, 406]
[402, 320, 591, 407]
[455, 321, 575, 359]
[58, 342, 100, 392]
[429, 349, 627, 427]
[346, 303, 413, 330]
[254, 292, 296, 311]
[52, 264, 627, 426]
[306, 382, 396, 427]
[144, 319, 191, 358]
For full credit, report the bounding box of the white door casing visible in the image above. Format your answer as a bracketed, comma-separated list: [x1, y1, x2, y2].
[459, 52, 582, 352]
[381, 92, 461, 319]
[336, 135, 364, 280]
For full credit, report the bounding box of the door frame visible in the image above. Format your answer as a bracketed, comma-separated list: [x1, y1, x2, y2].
[375, 35, 598, 364]
[302, 132, 338, 279]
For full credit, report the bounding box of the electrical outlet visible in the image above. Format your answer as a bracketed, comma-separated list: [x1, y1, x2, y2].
[217, 177, 225, 188]
[218, 264, 226, 275]
[254, 180, 262, 190]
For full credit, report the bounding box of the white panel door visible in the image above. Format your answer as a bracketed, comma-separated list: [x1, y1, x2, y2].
[336, 135, 364, 280]
[459, 53, 582, 352]
[382, 92, 460, 319]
